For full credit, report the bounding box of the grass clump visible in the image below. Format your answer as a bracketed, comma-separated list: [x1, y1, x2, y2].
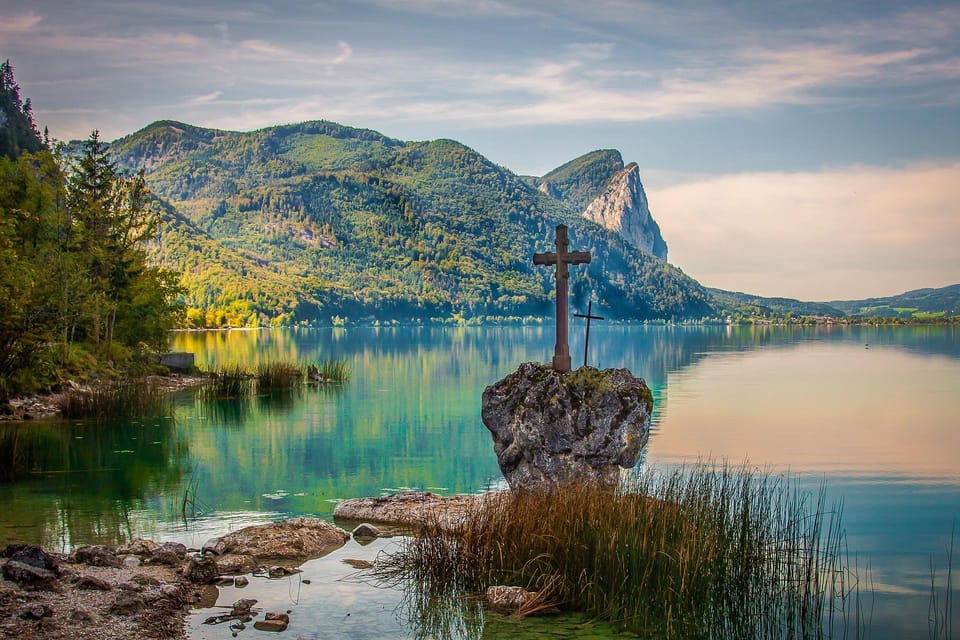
[199, 364, 253, 400]
[256, 361, 305, 391]
[309, 358, 350, 383]
[59, 379, 174, 419]
[376, 464, 856, 639]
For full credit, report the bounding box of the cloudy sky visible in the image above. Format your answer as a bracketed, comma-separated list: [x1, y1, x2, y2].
[3, 0, 958, 300]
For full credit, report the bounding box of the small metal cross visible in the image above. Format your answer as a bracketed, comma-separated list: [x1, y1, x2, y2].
[574, 299, 604, 368]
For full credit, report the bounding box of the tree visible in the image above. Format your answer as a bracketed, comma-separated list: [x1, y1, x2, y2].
[0, 60, 43, 159]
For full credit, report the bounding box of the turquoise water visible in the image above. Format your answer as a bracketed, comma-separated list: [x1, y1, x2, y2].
[1, 325, 957, 638]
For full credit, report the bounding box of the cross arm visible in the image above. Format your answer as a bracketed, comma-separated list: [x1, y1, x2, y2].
[533, 252, 557, 265]
[567, 251, 591, 264]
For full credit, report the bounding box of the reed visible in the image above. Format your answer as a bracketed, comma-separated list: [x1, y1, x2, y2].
[59, 379, 174, 419]
[310, 358, 350, 384]
[255, 361, 305, 391]
[199, 364, 253, 400]
[376, 464, 857, 639]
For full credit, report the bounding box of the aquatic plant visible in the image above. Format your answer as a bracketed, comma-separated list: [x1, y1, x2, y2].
[310, 358, 350, 383]
[376, 464, 860, 639]
[59, 379, 174, 419]
[255, 361, 305, 391]
[199, 364, 253, 400]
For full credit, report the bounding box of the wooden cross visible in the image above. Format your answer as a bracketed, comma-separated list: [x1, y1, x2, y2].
[574, 299, 604, 368]
[533, 224, 591, 372]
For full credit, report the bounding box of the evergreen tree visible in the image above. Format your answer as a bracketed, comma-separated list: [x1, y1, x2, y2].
[0, 60, 43, 159]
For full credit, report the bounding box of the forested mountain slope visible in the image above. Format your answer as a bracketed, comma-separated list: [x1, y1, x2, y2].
[109, 120, 714, 326]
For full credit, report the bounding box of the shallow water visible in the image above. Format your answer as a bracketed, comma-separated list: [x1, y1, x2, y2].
[1, 325, 957, 638]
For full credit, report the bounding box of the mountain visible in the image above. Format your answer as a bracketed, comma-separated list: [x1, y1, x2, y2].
[828, 284, 960, 319]
[708, 289, 845, 318]
[107, 120, 713, 326]
[534, 150, 668, 261]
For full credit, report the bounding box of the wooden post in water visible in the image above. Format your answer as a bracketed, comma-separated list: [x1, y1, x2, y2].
[533, 224, 591, 372]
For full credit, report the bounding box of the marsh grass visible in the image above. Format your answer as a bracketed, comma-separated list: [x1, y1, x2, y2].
[256, 361, 305, 391]
[59, 379, 174, 419]
[929, 526, 956, 639]
[376, 465, 859, 639]
[311, 358, 350, 384]
[199, 364, 254, 400]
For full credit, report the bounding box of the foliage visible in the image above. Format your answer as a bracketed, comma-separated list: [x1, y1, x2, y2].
[0, 59, 44, 159]
[0, 62, 186, 398]
[105, 120, 715, 326]
[377, 465, 857, 639]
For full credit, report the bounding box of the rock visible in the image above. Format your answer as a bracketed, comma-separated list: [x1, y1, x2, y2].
[232, 598, 258, 613]
[76, 574, 113, 590]
[486, 585, 538, 611]
[202, 537, 228, 556]
[18, 603, 52, 619]
[160, 583, 183, 599]
[216, 554, 256, 574]
[70, 605, 98, 623]
[1, 559, 59, 589]
[334, 492, 502, 530]
[117, 581, 141, 592]
[234, 576, 249, 587]
[351, 523, 381, 540]
[214, 518, 349, 560]
[117, 538, 158, 555]
[481, 363, 652, 491]
[110, 591, 146, 616]
[74, 545, 121, 567]
[149, 542, 187, 565]
[4, 544, 60, 574]
[123, 556, 142, 567]
[184, 555, 220, 584]
[268, 565, 299, 578]
[581, 162, 668, 261]
[342, 558, 374, 570]
[131, 573, 161, 586]
[254, 612, 290, 632]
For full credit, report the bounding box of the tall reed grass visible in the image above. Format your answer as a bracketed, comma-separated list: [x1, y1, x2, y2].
[310, 358, 350, 384]
[199, 364, 253, 400]
[255, 361, 305, 391]
[376, 464, 859, 639]
[59, 379, 174, 419]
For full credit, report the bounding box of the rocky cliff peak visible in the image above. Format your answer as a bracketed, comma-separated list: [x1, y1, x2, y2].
[582, 162, 668, 261]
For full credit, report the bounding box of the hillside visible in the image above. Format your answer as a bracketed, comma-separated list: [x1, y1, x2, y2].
[828, 285, 960, 319]
[108, 120, 713, 326]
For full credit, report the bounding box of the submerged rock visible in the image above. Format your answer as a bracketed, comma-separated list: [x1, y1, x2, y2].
[334, 492, 505, 530]
[481, 362, 652, 491]
[206, 518, 349, 563]
[486, 585, 538, 611]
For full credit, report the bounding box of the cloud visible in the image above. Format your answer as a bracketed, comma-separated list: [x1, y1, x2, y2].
[187, 90, 223, 105]
[648, 163, 960, 300]
[330, 41, 352, 66]
[0, 12, 42, 33]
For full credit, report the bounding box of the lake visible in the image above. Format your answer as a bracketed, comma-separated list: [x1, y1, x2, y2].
[1, 325, 957, 638]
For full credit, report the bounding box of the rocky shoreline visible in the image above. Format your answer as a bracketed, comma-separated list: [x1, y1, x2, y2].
[0, 374, 205, 421]
[0, 518, 352, 640]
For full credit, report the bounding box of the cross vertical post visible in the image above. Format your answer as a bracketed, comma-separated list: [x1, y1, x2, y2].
[533, 224, 591, 372]
[574, 299, 605, 368]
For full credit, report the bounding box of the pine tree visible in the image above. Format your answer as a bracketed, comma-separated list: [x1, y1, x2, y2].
[0, 60, 43, 159]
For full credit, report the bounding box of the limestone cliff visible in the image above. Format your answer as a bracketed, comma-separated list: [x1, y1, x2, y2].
[582, 162, 668, 261]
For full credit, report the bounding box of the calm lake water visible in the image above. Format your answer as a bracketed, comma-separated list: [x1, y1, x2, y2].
[1, 325, 958, 638]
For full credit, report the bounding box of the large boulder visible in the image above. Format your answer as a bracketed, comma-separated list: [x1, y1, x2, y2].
[481, 363, 652, 491]
[206, 518, 349, 562]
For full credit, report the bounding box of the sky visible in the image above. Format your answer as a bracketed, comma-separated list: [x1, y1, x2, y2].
[2, 0, 958, 301]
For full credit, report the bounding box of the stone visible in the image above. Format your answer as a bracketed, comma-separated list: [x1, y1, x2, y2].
[232, 598, 258, 613]
[254, 612, 290, 632]
[76, 574, 113, 590]
[214, 517, 349, 560]
[74, 545, 122, 567]
[202, 537, 228, 556]
[351, 523, 381, 540]
[70, 605, 98, 623]
[481, 362, 652, 491]
[18, 603, 52, 620]
[486, 585, 537, 611]
[216, 554, 256, 575]
[334, 492, 503, 530]
[131, 573, 161, 586]
[117, 538, 158, 556]
[4, 544, 60, 574]
[234, 576, 249, 587]
[123, 556, 142, 568]
[184, 555, 220, 584]
[149, 542, 187, 565]
[1, 559, 58, 589]
[110, 591, 147, 616]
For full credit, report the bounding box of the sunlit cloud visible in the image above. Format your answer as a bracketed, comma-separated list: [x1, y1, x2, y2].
[187, 90, 223, 105]
[649, 163, 960, 300]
